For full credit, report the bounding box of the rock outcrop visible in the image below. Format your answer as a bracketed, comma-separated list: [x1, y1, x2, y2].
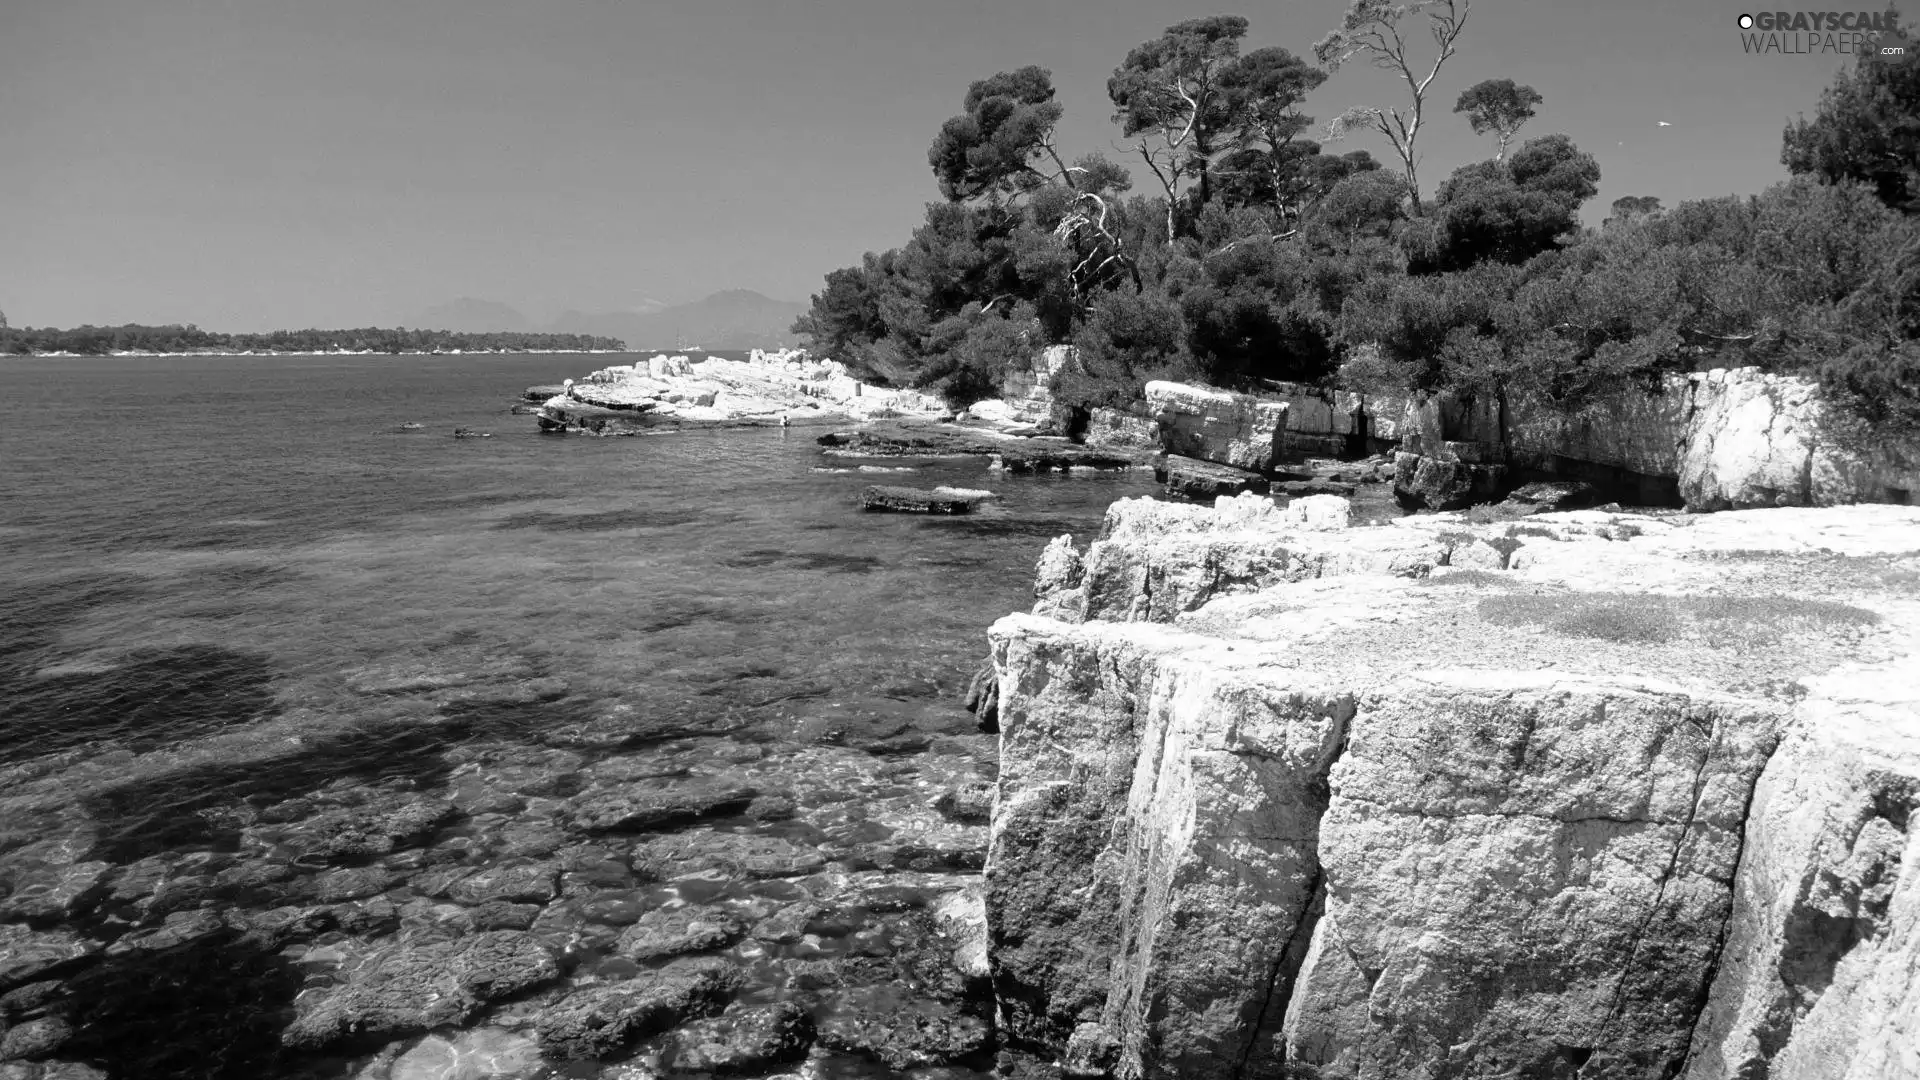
[984, 493, 1920, 1079]
[536, 350, 945, 431]
[1146, 382, 1289, 472]
[860, 485, 983, 514]
[1000, 345, 1084, 427]
[1158, 455, 1270, 501]
[1381, 368, 1920, 511]
[1084, 407, 1161, 453]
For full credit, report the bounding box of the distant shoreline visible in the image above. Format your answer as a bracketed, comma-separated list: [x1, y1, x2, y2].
[5, 348, 638, 358]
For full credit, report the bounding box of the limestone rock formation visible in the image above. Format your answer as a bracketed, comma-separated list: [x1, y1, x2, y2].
[1084, 407, 1160, 452]
[1684, 658, 1920, 1080]
[1376, 367, 1920, 511]
[1160, 455, 1270, 501]
[1001, 344, 1083, 426]
[983, 493, 1920, 1080]
[537, 351, 945, 430]
[1146, 382, 1289, 472]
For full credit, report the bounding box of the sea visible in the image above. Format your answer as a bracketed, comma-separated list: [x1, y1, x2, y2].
[0, 351, 1161, 1079]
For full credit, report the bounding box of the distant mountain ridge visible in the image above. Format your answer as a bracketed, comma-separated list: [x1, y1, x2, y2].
[413, 290, 806, 351]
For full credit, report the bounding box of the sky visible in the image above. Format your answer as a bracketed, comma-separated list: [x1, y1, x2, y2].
[0, 0, 1876, 331]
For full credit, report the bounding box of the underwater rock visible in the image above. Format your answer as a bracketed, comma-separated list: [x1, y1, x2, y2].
[533, 958, 742, 1060]
[282, 931, 559, 1050]
[662, 1000, 815, 1074]
[614, 905, 746, 961]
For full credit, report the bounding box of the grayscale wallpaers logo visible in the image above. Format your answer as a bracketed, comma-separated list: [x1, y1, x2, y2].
[1737, 9, 1915, 61]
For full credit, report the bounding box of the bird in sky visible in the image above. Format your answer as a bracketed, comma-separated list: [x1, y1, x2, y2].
[1658, 121, 1674, 127]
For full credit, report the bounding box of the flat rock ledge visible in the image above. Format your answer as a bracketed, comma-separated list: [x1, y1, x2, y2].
[984, 492, 1920, 1080]
[1157, 454, 1270, 500]
[861, 485, 982, 514]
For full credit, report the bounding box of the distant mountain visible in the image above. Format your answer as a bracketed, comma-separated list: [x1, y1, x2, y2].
[415, 298, 531, 333]
[544, 290, 807, 351]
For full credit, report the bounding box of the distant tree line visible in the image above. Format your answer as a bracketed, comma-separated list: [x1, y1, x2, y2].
[795, 1, 1920, 436]
[0, 324, 626, 355]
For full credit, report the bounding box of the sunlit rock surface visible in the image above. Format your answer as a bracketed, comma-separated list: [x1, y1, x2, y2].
[985, 493, 1920, 1079]
[539, 350, 946, 429]
[1145, 381, 1289, 472]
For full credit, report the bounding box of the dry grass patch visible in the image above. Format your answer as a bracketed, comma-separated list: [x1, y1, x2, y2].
[1478, 594, 1682, 643]
[1477, 591, 1880, 646]
[1418, 569, 1511, 587]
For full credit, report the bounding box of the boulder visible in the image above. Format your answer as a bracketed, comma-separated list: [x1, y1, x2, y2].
[1146, 381, 1289, 472]
[1499, 479, 1604, 515]
[1392, 447, 1509, 510]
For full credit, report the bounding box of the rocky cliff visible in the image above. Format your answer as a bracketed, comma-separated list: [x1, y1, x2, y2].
[1387, 369, 1920, 512]
[984, 494, 1920, 1079]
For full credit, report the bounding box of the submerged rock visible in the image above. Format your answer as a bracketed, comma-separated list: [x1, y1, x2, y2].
[562, 782, 757, 833]
[0, 928, 97, 992]
[815, 988, 991, 1070]
[534, 958, 742, 1060]
[386, 1027, 543, 1080]
[662, 1000, 815, 1074]
[614, 904, 746, 960]
[283, 932, 559, 1050]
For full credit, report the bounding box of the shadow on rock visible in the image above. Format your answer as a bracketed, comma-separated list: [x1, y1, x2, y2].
[41, 928, 307, 1079]
[80, 719, 465, 864]
[0, 644, 277, 767]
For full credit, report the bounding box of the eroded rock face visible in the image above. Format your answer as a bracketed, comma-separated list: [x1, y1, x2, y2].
[1387, 368, 1919, 512]
[1031, 494, 1438, 625]
[1684, 659, 1920, 1080]
[1084, 408, 1160, 452]
[1146, 382, 1289, 472]
[1001, 345, 1083, 427]
[984, 496, 1920, 1080]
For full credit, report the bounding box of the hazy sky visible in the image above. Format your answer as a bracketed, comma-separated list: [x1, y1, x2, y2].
[1, 0, 1869, 330]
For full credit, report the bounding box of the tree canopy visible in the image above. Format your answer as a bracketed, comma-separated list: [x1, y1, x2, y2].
[793, 8, 1920, 438]
[929, 66, 1068, 203]
[1782, 30, 1920, 213]
[1453, 78, 1543, 160]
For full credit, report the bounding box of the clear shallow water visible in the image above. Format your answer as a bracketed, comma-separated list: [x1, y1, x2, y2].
[0, 353, 1160, 1079]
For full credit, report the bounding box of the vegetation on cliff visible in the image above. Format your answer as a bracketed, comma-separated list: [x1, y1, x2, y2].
[0, 324, 626, 356]
[795, 2, 1920, 436]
